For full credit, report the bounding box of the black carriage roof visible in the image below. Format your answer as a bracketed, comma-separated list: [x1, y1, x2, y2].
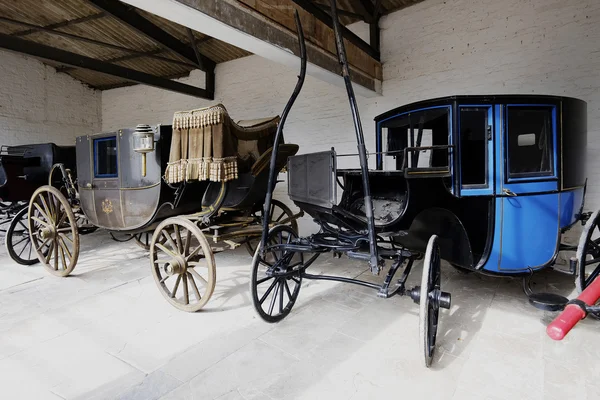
[374, 94, 586, 122]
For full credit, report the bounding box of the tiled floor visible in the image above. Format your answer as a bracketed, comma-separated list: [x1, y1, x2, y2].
[0, 231, 598, 400]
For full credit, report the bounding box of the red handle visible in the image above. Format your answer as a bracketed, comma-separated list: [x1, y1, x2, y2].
[547, 276, 600, 340]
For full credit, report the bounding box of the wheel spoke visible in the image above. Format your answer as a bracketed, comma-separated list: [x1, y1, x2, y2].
[267, 280, 279, 315]
[256, 276, 273, 285]
[174, 225, 183, 253]
[59, 233, 74, 245]
[183, 229, 191, 256]
[187, 272, 202, 301]
[11, 235, 29, 248]
[284, 279, 292, 300]
[156, 242, 178, 259]
[183, 273, 189, 305]
[16, 239, 30, 257]
[162, 230, 179, 254]
[58, 236, 73, 260]
[159, 275, 170, 284]
[188, 267, 208, 286]
[45, 240, 55, 264]
[185, 245, 202, 262]
[59, 245, 67, 271]
[586, 266, 600, 287]
[31, 215, 51, 228]
[278, 280, 284, 314]
[36, 237, 50, 252]
[38, 195, 53, 223]
[259, 278, 279, 305]
[171, 275, 181, 298]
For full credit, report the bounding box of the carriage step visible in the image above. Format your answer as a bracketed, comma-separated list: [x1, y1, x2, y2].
[551, 258, 577, 275]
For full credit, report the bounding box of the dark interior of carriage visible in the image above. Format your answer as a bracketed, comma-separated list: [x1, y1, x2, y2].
[506, 106, 554, 178]
[459, 107, 488, 186]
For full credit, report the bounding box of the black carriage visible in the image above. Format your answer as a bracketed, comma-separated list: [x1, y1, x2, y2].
[249, 2, 597, 367]
[27, 105, 301, 311]
[0, 143, 76, 265]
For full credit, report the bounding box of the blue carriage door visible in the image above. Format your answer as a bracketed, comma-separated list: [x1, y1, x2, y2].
[494, 104, 560, 273]
[458, 106, 494, 196]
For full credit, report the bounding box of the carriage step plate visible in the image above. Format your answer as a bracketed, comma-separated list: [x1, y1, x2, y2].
[528, 293, 569, 312]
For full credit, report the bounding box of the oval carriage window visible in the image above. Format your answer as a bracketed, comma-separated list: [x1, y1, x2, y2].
[94, 137, 118, 178]
[506, 106, 554, 178]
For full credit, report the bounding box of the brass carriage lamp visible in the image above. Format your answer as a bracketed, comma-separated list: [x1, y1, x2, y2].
[133, 124, 155, 177]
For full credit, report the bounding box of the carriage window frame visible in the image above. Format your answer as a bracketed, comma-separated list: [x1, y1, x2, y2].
[93, 136, 118, 179]
[458, 106, 492, 190]
[504, 105, 557, 182]
[375, 105, 453, 175]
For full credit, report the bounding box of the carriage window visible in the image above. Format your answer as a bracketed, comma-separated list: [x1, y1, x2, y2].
[94, 137, 118, 178]
[507, 106, 554, 178]
[382, 107, 450, 172]
[460, 108, 488, 186]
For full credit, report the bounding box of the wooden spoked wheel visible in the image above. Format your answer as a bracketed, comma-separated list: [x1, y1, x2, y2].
[5, 206, 40, 265]
[28, 185, 79, 277]
[576, 209, 600, 293]
[420, 235, 442, 368]
[245, 199, 299, 256]
[150, 217, 216, 312]
[250, 224, 303, 323]
[133, 232, 151, 251]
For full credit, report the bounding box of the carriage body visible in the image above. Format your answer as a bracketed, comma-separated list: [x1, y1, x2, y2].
[75, 125, 203, 232]
[373, 94, 587, 274]
[0, 143, 76, 203]
[288, 95, 587, 275]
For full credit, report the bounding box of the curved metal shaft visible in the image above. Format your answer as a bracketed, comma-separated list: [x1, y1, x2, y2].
[329, 0, 379, 271]
[260, 11, 307, 252]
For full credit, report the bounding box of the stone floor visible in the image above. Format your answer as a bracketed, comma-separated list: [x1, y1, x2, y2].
[0, 230, 598, 400]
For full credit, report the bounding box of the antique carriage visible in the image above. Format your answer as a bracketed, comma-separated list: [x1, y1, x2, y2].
[250, 2, 598, 367]
[27, 105, 301, 311]
[0, 143, 76, 265]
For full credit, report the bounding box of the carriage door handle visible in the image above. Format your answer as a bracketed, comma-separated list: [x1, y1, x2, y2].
[503, 188, 517, 197]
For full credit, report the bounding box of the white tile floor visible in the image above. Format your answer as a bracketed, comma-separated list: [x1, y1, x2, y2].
[0, 231, 598, 400]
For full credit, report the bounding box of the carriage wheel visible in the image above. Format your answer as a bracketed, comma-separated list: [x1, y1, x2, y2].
[133, 232, 151, 251]
[28, 186, 79, 277]
[5, 206, 42, 265]
[250, 224, 303, 323]
[245, 200, 299, 256]
[576, 209, 600, 292]
[420, 235, 443, 368]
[150, 217, 216, 312]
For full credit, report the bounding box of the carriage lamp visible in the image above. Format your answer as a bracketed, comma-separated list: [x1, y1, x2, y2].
[133, 124, 155, 177]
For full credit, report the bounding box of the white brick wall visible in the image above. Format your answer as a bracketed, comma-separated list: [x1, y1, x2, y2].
[102, 0, 600, 225]
[0, 51, 101, 146]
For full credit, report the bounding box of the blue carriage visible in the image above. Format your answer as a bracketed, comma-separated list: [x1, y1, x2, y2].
[249, 3, 598, 368]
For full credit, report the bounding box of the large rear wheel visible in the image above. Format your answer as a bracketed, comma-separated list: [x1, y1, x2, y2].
[576, 210, 600, 293]
[150, 217, 216, 312]
[28, 186, 79, 277]
[250, 225, 303, 323]
[245, 200, 298, 256]
[419, 235, 448, 368]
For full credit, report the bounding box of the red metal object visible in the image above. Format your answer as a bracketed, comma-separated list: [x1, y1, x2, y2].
[547, 276, 600, 340]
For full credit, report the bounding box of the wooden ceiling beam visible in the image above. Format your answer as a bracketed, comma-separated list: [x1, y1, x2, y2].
[0, 33, 213, 99]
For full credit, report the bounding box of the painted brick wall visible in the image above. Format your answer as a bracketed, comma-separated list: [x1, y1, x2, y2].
[0, 51, 101, 146]
[102, 0, 600, 233]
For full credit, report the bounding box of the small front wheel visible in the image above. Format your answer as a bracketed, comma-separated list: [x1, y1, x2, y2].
[250, 225, 303, 323]
[5, 206, 39, 265]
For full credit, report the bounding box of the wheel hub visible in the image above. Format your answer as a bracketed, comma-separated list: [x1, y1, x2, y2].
[164, 255, 187, 276]
[39, 226, 56, 240]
